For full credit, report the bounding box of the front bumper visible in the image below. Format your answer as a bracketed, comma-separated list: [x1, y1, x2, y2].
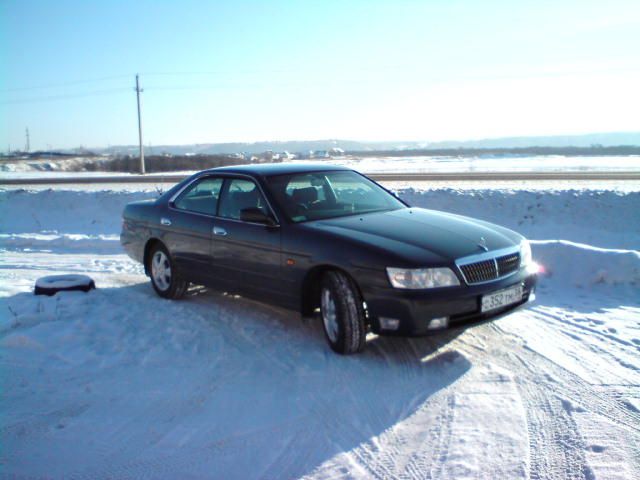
[364, 269, 537, 336]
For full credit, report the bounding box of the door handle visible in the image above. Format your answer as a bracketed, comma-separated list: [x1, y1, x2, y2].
[213, 226, 227, 236]
[160, 217, 172, 226]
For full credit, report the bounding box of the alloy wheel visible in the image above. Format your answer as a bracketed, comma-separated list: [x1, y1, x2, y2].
[321, 287, 339, 342]
[151, 251, 172, 291]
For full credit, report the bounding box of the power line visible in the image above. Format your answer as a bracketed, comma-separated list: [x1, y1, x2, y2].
[5, 64, 639, 106]
[0, 88, 131, 105]
[0, 74, 132, 93]
[141, 69, 297, 77]
[4, 63, 639, 95]
[145, 84, 263, 91]
[0, 70, 293, 93]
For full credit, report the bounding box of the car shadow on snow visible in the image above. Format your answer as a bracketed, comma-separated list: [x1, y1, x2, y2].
[1, 284, 472, 479]
[168, 288, 474, 479]
[146, 285, 474, 478]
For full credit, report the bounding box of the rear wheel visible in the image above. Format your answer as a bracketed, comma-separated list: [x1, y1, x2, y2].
[320, 271, 366, 354]
[148, 243, 188, 299]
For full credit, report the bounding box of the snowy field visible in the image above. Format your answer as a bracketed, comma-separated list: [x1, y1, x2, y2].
[1, 154, 639, 180]
[323, 155, 640, 173]
[1, 184, 639, 479]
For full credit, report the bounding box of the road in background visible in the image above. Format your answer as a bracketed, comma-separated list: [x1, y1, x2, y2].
[2, 171, 640, 185]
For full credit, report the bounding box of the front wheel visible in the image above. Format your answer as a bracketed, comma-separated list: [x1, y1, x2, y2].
[320, 271, 366, 354]
[148, 243, 188, 299]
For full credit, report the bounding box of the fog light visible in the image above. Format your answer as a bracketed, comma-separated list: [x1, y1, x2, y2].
[428, 316, 449, 330]
[379, 317, 400, 330]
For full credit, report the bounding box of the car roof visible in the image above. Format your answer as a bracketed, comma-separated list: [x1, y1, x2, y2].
[201, 162, 352, 177]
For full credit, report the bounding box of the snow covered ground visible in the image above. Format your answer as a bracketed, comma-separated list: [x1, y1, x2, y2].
[0, 185, 639, 479]
[324, 155, 640, 173]
[1, 154, 639, 180]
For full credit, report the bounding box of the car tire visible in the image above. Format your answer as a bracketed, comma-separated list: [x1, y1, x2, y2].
[148, 243, 188, 300]
[34, 274, 96, 296]
[320, 271, 366, 354]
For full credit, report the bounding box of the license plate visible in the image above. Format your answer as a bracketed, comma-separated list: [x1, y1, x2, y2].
[481, 285, 523, 313]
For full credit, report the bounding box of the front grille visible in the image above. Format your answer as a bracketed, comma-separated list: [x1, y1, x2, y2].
[458, 252, 520, 285]
[497, 253, 520, 276]
[459, 259, 497, 284]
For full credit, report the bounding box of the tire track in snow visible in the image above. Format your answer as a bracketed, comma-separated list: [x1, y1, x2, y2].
[0, 403, 91, 469]
[448, 324, 590, 479]
[336, 341, 464, 480]
[350, 392, 454, 480]
[491, 323, 640, 435]
[298, 343, 468, 480]
[527, 307, 640, 385]
[428, 394, 455, 480]
[472, 321, 640, 479]
[68, 415, 309, 480]
[510, 359, 592, 480]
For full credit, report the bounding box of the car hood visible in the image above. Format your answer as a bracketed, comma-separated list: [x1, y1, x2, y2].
[307, 207, 521, 263]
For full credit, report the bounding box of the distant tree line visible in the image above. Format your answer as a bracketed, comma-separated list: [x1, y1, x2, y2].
[2, 146, 638, 172]
[81, 154, 247, 173]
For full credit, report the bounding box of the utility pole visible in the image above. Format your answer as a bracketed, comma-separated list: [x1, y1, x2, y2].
[25, 127, 30, 152]
[135, 74, 145, 174]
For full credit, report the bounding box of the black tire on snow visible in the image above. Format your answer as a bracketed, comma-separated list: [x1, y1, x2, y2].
[320, 271, 367, 354]
[148, 243, 188, 300]
[34, 274, 96, 296]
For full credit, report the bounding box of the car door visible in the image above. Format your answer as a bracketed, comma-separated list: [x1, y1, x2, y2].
[163, 176, 223, 283]
[212, 177, 284, 303]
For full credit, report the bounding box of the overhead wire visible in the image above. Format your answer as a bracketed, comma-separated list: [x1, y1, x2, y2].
[3, 64, 639, 105]
[0, 74, 133, 93]
[0, 88, 132, 105]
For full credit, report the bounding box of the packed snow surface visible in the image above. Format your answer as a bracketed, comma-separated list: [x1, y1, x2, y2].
[0, 185, 639, 479]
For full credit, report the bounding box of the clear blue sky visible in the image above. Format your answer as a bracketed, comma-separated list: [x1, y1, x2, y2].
[1, 0, 639, 150]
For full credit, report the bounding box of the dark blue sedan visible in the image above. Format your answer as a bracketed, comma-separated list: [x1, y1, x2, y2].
[121, 163, 537, 354]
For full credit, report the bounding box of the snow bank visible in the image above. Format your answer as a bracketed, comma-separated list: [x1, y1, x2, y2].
[532, 240, 640, 288]
[0, 156, 108, 173]
[0, 189, 157, 235]
[401, 188, 640, 250]
[0, 233, 121, 253]
[401, 188, 640, 288]
[1, 187, 639, 287]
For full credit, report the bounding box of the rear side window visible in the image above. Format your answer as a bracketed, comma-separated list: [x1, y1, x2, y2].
[174, 177, 223, 216]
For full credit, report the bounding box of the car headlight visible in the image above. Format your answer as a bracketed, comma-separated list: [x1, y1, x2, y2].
[520, 240, 532, 267]
[386, 267, 460, 289]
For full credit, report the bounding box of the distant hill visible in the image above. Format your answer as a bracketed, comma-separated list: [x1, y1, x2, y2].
[427, 132, 640, 149]
[96, 140, 420, 156]
[78, 131, 640, 156]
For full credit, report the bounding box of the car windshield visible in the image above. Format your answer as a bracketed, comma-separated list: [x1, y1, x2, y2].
[265, 170, 406, 223]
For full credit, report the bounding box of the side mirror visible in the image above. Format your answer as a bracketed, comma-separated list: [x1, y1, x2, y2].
[240, 207, 277, 226]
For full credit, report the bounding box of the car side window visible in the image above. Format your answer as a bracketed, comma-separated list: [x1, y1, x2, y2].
[174, 177, 223, 216]
[218, 178, 270, 221]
